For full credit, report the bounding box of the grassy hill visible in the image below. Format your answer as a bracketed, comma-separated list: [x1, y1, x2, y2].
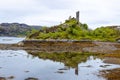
[27, 18, 120, 42]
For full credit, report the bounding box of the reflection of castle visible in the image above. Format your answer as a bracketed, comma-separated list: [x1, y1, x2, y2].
[26, 49, 86, 76]
[75, 65, 79, 75]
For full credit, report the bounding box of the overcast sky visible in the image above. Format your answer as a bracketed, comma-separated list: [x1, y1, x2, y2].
[0, 0, 120, 29]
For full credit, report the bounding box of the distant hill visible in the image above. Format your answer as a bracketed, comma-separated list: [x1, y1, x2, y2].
[0, 23, 42, 37]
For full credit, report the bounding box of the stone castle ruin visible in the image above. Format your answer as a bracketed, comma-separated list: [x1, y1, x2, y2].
[76, 11, 79, 23]
[68, 11, 80, 23]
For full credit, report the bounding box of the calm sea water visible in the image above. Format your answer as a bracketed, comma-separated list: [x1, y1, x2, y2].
[0, 37, 120, 80]
[0, 37, 25, 44]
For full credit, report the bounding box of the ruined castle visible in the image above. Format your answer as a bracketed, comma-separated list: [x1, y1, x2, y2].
[76, 11, 79, 23]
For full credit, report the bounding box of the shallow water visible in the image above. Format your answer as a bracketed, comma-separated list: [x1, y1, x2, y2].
[0, 50, 120, 80]
[0, 37, 25, 44]
[0, 37, 120, 80]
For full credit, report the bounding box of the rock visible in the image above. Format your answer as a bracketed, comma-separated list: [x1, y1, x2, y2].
[80, 65, 92, 68]
[24, 70, 30, 73]
[100, 65, 111, 68]
[8, 76, 15, 79]
[25, 77, 38, 80]
[55, 71, 64, 74]
[0, 77, 6, 80]
[117, 40, 120, 43]
[18, 42, 24, 46]
[116, 38, 120, 43]
[58, 67, 69, 70]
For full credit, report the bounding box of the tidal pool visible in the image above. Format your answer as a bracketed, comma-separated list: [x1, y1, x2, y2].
[0, 50, 120, 80]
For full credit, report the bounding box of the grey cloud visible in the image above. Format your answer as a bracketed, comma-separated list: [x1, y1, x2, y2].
[1, 0, 120, 29]
[38, 0, 72, 9]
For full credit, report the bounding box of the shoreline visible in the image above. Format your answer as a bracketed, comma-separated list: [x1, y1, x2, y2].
[0, 40, 119, 54]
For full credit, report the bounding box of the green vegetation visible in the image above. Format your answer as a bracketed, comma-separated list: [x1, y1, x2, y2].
[92, 27, 120, 41]
[27, 18, 120, 42]
[28, 52, 97, 68]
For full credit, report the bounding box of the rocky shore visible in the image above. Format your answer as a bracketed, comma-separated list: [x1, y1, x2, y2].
[0, 40, 120, 54]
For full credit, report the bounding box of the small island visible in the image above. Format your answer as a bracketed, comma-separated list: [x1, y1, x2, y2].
[27, 11, 120, 42]
[0, 11, 120, 54]
[12, 11, 119, 54]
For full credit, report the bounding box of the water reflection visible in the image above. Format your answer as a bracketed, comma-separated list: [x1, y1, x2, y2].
[26, 51, 120, 77]
[27, 52, 93, 75]
[0, 50, 120, 80]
